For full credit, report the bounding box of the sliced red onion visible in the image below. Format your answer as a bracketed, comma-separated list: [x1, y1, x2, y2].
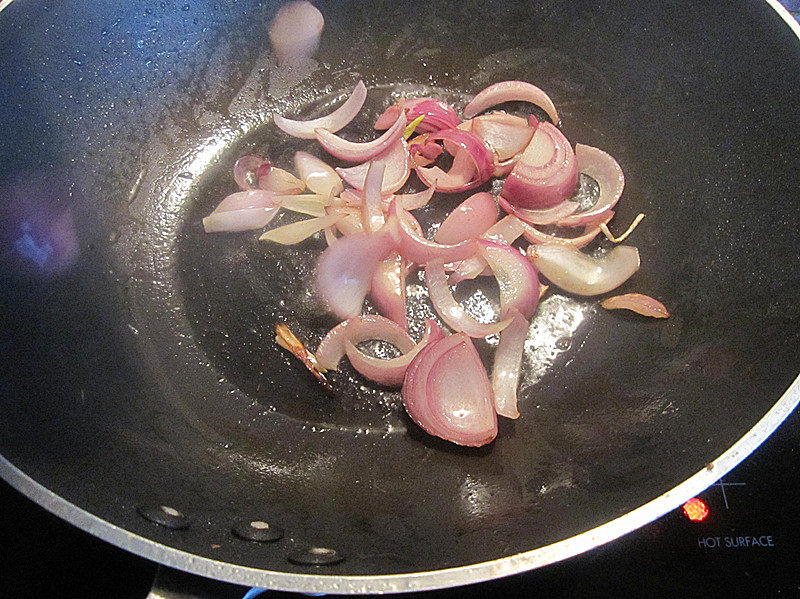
[273, 81, 367, 139]
[335, 139, 410, 193]
[498, 195, 579, 225]
[315, 314, 413, 371]
[258, 167, 306, 195]
[402, 333, 497, 447]
[492, 158, 520, 178]
[521, 211, 614, 249]
[333, 209, 364, 236]
[294, 151, 344, 197]
[362, 161, 386, 233]
[203, 206, 281, 233]
[527, 244, 640, 296]
[315, 320, 350, 370]
[277, 194, 330, 217]
[501, 122, 578, 210]
[390, 199, 478, 265]
[211, 189, 276, 212]
[470, 112, 536, 176]
[233, 155, 269, 190]
[315, 230, 397, 319]
[478, 240, 540, 318]
[374, 105, 402, 131]
[370, 253, 408, 329]
[338, 189, 362, 206]
[396, 186, 436, 210]
[491, 309, 528, 419]
[408, 134, 443, 165]
[374, 98, 431, 130]
[425, 260, 511, 337]
[481, 214, 529, 244]
[411, 129, 494, 193]
[315, 105, 406, 162]
[406, 99, 461, 133]
[268, 0, 324, 66]
[448, 215, 528, 283]
[434, 192, 497, 245]
[416, 149, 475, 190]
[346, 187, 432, 214]
[558, 144, 625, 227]
[601, 293, 670, 318]
[203, 190, 281, 233]
[345, 319, 444, 386]
[463, 80, 560, 125]
[259, 213, 341, 244]
[324, 224, 338, 246]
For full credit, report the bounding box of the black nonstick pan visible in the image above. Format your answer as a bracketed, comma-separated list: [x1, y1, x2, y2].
[1, 0, 799, 594]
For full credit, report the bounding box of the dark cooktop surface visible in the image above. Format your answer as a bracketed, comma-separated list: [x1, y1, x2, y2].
[2, 407, 797, 599]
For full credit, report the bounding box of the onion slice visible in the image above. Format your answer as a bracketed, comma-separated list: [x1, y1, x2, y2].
[374, 98, 459, 133]
[294, 151, 344, 197]
[315, 314, 414, 371]
[501, 122, 578, 210]
[521, 211, 614, 249]
[416, 149, 475, 190]
[479, 240, 540, 318]
[425, 260, 511, 337]
[277, 194, 330, 217]
[396, 186, 436, 210]
[259, 213, 341, 244]
[370, 253, 408, 329]
[463, 80, 560, 125]
[471, 112, 537, 176]
[344, 319, 444, 386]
[472, 113, 535, 160]
[558, 144, 625, 227]
[601, 293, 670, 318]
[448, 215, 528, 283]
[268, 0, 324, 66]
[375, 98, 430, 129]
[527, 244, 640, 296]
[336, 139, 411, 194]
[412, 129, 494, 193]
[315, 231, 397, 319]
[211, 189, 277, 212]
[328, 206, 364, 236]
[491, 309, 529, 419]
[390, 199, 478, 265]
[203, 206, 281, 233]
[362, 161, 387, 233]
[203, 190, 281, 233]
[434, 192, 497, 245]
[405, 99, 461, 133]
[274, 81, 367, 139]
[402, 333, 497, 447]
[258, 167, 306, 195]
[233, 155, 269, 190]
[315, 105, 406, 162]
[498, 195, 579, 225]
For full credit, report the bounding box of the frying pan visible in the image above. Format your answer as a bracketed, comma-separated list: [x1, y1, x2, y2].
[1, 0, 799, 594]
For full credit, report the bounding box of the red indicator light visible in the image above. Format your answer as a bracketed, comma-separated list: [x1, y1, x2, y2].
[682, 497, 709, 522]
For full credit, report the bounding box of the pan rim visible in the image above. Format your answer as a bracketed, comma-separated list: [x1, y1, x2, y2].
[2, 374, 798, 593]
[1, 0, 799, 594]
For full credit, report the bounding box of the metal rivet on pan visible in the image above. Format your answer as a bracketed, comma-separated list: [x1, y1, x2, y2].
[136, 504, 191, 530]
[288, 546, 345, 566]
[232, 520, 284, 542]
